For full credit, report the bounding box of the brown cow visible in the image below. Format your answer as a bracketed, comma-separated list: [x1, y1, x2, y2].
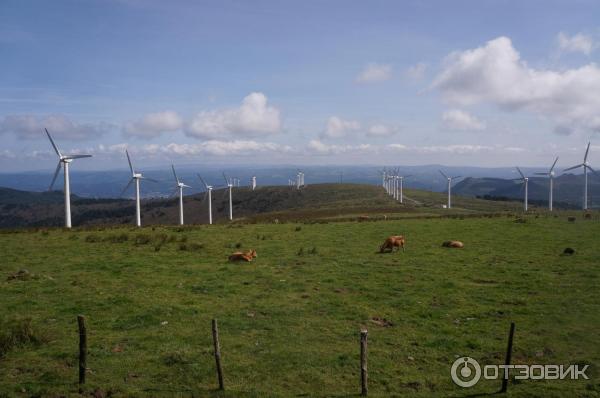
[228, 249, 257, 262]
[442, 240, 464, 248]
[380, 235, 406, 253]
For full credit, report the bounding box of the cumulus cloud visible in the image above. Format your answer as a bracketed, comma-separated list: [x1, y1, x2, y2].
[124, 111, 182, 138]
[442, 109, 486, 131]
[322, 116, 361, 138]
[356, 63, 392, 83]
[366, 123, 399, 137]
[432, 36, 600, 133]
[0, 114, 110, 140]
[557, 32, 595, 55]
[406, 62, 427, 80]
[186, 92, 281, 139]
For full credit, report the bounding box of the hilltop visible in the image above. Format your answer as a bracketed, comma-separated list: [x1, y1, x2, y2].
[0, 183, 525, 228]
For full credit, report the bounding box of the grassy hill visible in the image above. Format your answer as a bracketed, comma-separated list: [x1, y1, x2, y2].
[0, 215, 598, 396]
[0, 183, 527, 228]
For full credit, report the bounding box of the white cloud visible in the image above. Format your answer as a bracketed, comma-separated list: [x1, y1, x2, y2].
[0, 114, 110, 140]
[124, 111, 182, 138]
[356, 63, 392, 83]
[557, 32, 595, 55]
[186, 92, 281, 139]
[442, 109, 486, 131]
[322, 116, 361, 138]
[432, 36, 600, 133]
[406, 62, 427, 80]
[307, 140, 374, 155]
[366, 123, 399, 137]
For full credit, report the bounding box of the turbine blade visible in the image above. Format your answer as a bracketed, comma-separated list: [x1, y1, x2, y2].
[197, 174, 209, 189]
[438, 170, 448, 179]
[587, 165, 598, 175]
[563, 164, 583, 172]
[45, 128, 62, 157]
[126, 150, 134, 175]
[182, 184, 191, 188]
[452, 175, 462, 179]
[516, 167, 525, 179]
[120, 178, 134, 197]
[550, 156, 559, 173]
[584, 142, 590, 162]
[222, 172, 229, 185]
[171, 164, 179, 184]
[169, 188, 178, 198]
[49, 161, 61, 191]
[64, 154, 92, 159]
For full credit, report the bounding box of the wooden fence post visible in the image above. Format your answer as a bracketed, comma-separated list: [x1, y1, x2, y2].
[77, 315, 87, 388]
[360, 329, 368, 396]
[501, 322, 515, 393]
[212, 319, 224, 390]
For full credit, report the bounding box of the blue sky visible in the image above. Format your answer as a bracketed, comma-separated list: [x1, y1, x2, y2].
[1, 0, 599, 171]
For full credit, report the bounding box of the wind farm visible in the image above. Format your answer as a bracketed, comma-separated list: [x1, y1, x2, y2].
[2, 1, 600, 397]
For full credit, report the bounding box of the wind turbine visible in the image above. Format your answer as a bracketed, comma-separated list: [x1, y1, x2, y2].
[534, 157, 559, 211]
[171, 165, 191, 225]
[223, 173, 233, 221]
[198, 174, 213, 225]
[515, 167, 529, 212]
[252, 176, 257, 190]
[121, 150, 157, 227]
[439, 170, 462, 209]
[45, 128, 92, 228]
[564, 142, 597, 210]
[398, 174, 412, 204]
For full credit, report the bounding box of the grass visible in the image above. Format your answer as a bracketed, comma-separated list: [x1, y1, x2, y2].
[0, 215, 599, 397]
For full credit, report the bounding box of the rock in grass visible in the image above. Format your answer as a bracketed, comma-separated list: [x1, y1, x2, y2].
[563, 247, 575, 255]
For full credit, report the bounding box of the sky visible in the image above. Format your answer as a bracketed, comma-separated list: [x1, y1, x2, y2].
[1, 0, 600, 172]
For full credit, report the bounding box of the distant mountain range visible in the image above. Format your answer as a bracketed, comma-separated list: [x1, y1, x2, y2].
[452, 174, 600, 208]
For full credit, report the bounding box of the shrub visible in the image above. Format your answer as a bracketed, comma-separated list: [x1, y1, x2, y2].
[297, 247, 304, 256]
[0, 318, 46, 358]
[134, 234, 152, 245]
[85, 234, 102, 243]
[295, 226, 302, 232]
[235, 242, 242, 249]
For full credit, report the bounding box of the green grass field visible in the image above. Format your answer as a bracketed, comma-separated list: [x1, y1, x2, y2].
[1, 215, 599, 397]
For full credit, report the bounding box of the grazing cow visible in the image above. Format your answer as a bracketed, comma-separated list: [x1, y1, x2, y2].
[228, 249, 257, 262]
[442, 240, 464, 248]
[380, 236, 406, 253]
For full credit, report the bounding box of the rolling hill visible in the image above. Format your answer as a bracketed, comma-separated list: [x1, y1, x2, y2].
[453, 173, 600, 208]
[1, 183, 529, 228]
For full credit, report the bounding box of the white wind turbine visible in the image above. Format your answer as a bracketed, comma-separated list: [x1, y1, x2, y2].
[397, 174, 412, 204]
[564, 142, 597, 210]
[534, 157, 559, 211]
[197, 174, 213, 225]
[252, 176, 257, 190]
[223, 173, 233, 221]
[514, 167, 529, 212]
[439, 170, 462, 209]
[45, 128, 92, 228]
[171, 165, 191, 225]
[121, 150, 157, 227]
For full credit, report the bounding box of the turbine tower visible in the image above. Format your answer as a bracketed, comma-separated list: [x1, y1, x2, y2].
[439, 170, 462, 209]
[121, 150, 157, 227]
[252, 176, 257, 190]
[534, 157, 559, 211]
[45, 128, 92, 228]
[398, 174, 412, 204]
[515, 167, 529, 212]
[564, 142, 596, 210]
[223, 173, 233, 221]
[198, 174, 213, 225]
[171, 165, 191, 225]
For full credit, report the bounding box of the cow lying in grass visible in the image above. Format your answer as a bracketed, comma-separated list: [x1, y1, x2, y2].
[442, 240, 464, 248]
[228, 249, 257, 262]
[380, 236, 405, 253]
